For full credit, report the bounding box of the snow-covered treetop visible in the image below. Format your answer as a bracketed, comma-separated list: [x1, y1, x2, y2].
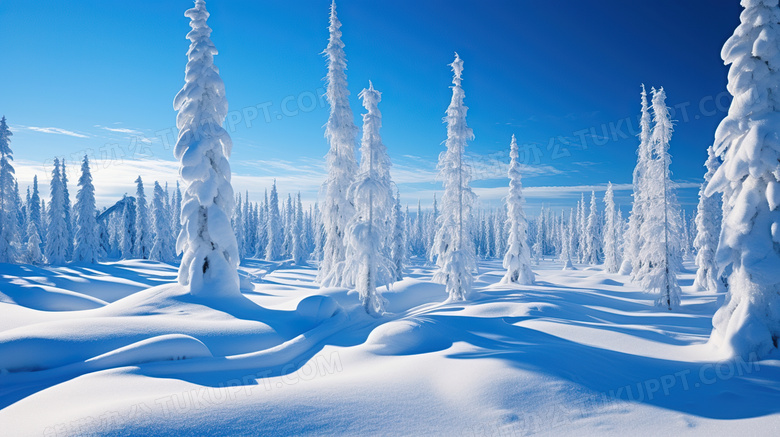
[706, 0, 780, 196]
[173, 0, 231, 161]
[0, 116, 12, 158]
[638, 84, 651, 153]
[323, 0, 357, 154]
[651, 87, 674, 156]
[451, 52, 464, 87]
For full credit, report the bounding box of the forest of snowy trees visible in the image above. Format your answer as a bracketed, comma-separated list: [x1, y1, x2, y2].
[0, 0, 777, 357]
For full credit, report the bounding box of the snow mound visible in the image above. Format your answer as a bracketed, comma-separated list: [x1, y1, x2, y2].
[296, 295, 340, 322]
[83, 334, 212, 369]
[366, 318, 452, 355]
[0, 286, 107, 311]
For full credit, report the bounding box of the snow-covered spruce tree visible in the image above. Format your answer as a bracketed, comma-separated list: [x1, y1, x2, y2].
[172, 181, 182, 244]
[26, 221, 43, 265]
[45, 159, 69, 265]
[391, 189, 406, 281]
[426, 194, 439, 260]
[432, 54, 478, 301]
[150, 181, 176, 263]
[681, 210, 692, 261]
[501, 135, 534, 284]
[265, 180, 283, 261]
[577, 195, 587, 263]
[121, 195, 136, 260]
[0, 116, 19, 263]
[494, 204, 507, 260]
[584, 191, 600, 265]
[319, 0, 358, 286]
[623, 85, 654, 276]
[73, 155, 99, 263]
[61, 160, 74, 261]
[292, 193, 306, 265]
[342, 82, 394, 314]
[173, 0, 240, 296]
[29, 175, 42, 244]
[693, 145, 722, 291]
[234, 193, 245, 259]
[637, 87, 683, 310]
[134, 176, 151, 259]
[98, 213, 110, 260]
[705, 0, 780, 357]
[603, 182, 622, 273]
[283, 194, 295, 258]
[563, 208, 576, 270]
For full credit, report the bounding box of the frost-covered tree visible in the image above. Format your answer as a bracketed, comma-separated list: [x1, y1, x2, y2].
[234, 193, 245, 259]
[501, 135, 534, 284]
[292, 193, 307, 265]
[603, 182, 622, 273]
[637, 87, 683, 310]
[172, 181, 182, 244]
[0, 116, 19, 263]
[319, 0, 358, 286]
[577, 195, 587, 263]
[26, 221, 43, 265]
[265, 181, 283, 261]
[98, 213, 110, 260]
[45, 159, 68, 265]
[150, 181, 175, 262]
[391, 189, 406, 281]
[342, 82, 394, 314]
[623, 85, 654, 276]
[121, 196, 136, 260]
[562, 208, 576, 270]
[426, 194, 439, 260]
[61, 160, 73, 261]
[173, 0, 240, 296]
[432, 54, 478, 301]
[693, 145, 722, 291]
[73, 156, 99, 263]
[29, 175, 42, 244]
[134, 176, 151, 259]
[705, 0, 780, 357]
[584, 191, 601, 265]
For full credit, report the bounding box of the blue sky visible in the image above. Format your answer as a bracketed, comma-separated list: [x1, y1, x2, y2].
[0, 0, 741, 214]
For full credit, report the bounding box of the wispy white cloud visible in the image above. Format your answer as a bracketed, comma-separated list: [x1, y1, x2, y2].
[15, 125, 89, 138]
[96, 125, 144, 135]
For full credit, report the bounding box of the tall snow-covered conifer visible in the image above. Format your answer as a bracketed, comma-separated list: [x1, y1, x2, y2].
[603, 182, 622, 273]
[319, 0, 358, 286]
[432, 54, 478, 301]
[0, 116, 19, 263]
[61, 160, 73, 261]
[693, 145, 722, 291]
[45, 159, 68, 265]
[292, 193, 306, 265]
[173, 0, 240, 296]
[391, 190, 406, 281]
[134, 176, 151, 259]
[623, 85, 654, 276]
[265, 181, 283, 261]
[150, 181, 175, 262]
[706, 0, 780, 357]
[501, 135, 534, 284]
[342, 82, 394, 314]
[637, 87, 683, 310]
[73, 156, 99, 263]
[584, 191, 600, 265]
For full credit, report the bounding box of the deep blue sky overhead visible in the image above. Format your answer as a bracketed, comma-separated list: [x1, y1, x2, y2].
[0, 0, 742, 214]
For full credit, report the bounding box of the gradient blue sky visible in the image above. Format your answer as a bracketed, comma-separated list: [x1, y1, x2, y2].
[0, 0, 741, 214]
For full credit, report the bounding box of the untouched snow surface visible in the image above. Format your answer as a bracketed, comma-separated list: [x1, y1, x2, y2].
[1, 258, 779, 436]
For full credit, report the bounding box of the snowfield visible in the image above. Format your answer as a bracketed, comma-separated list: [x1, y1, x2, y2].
[1, 259, 779, 436]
